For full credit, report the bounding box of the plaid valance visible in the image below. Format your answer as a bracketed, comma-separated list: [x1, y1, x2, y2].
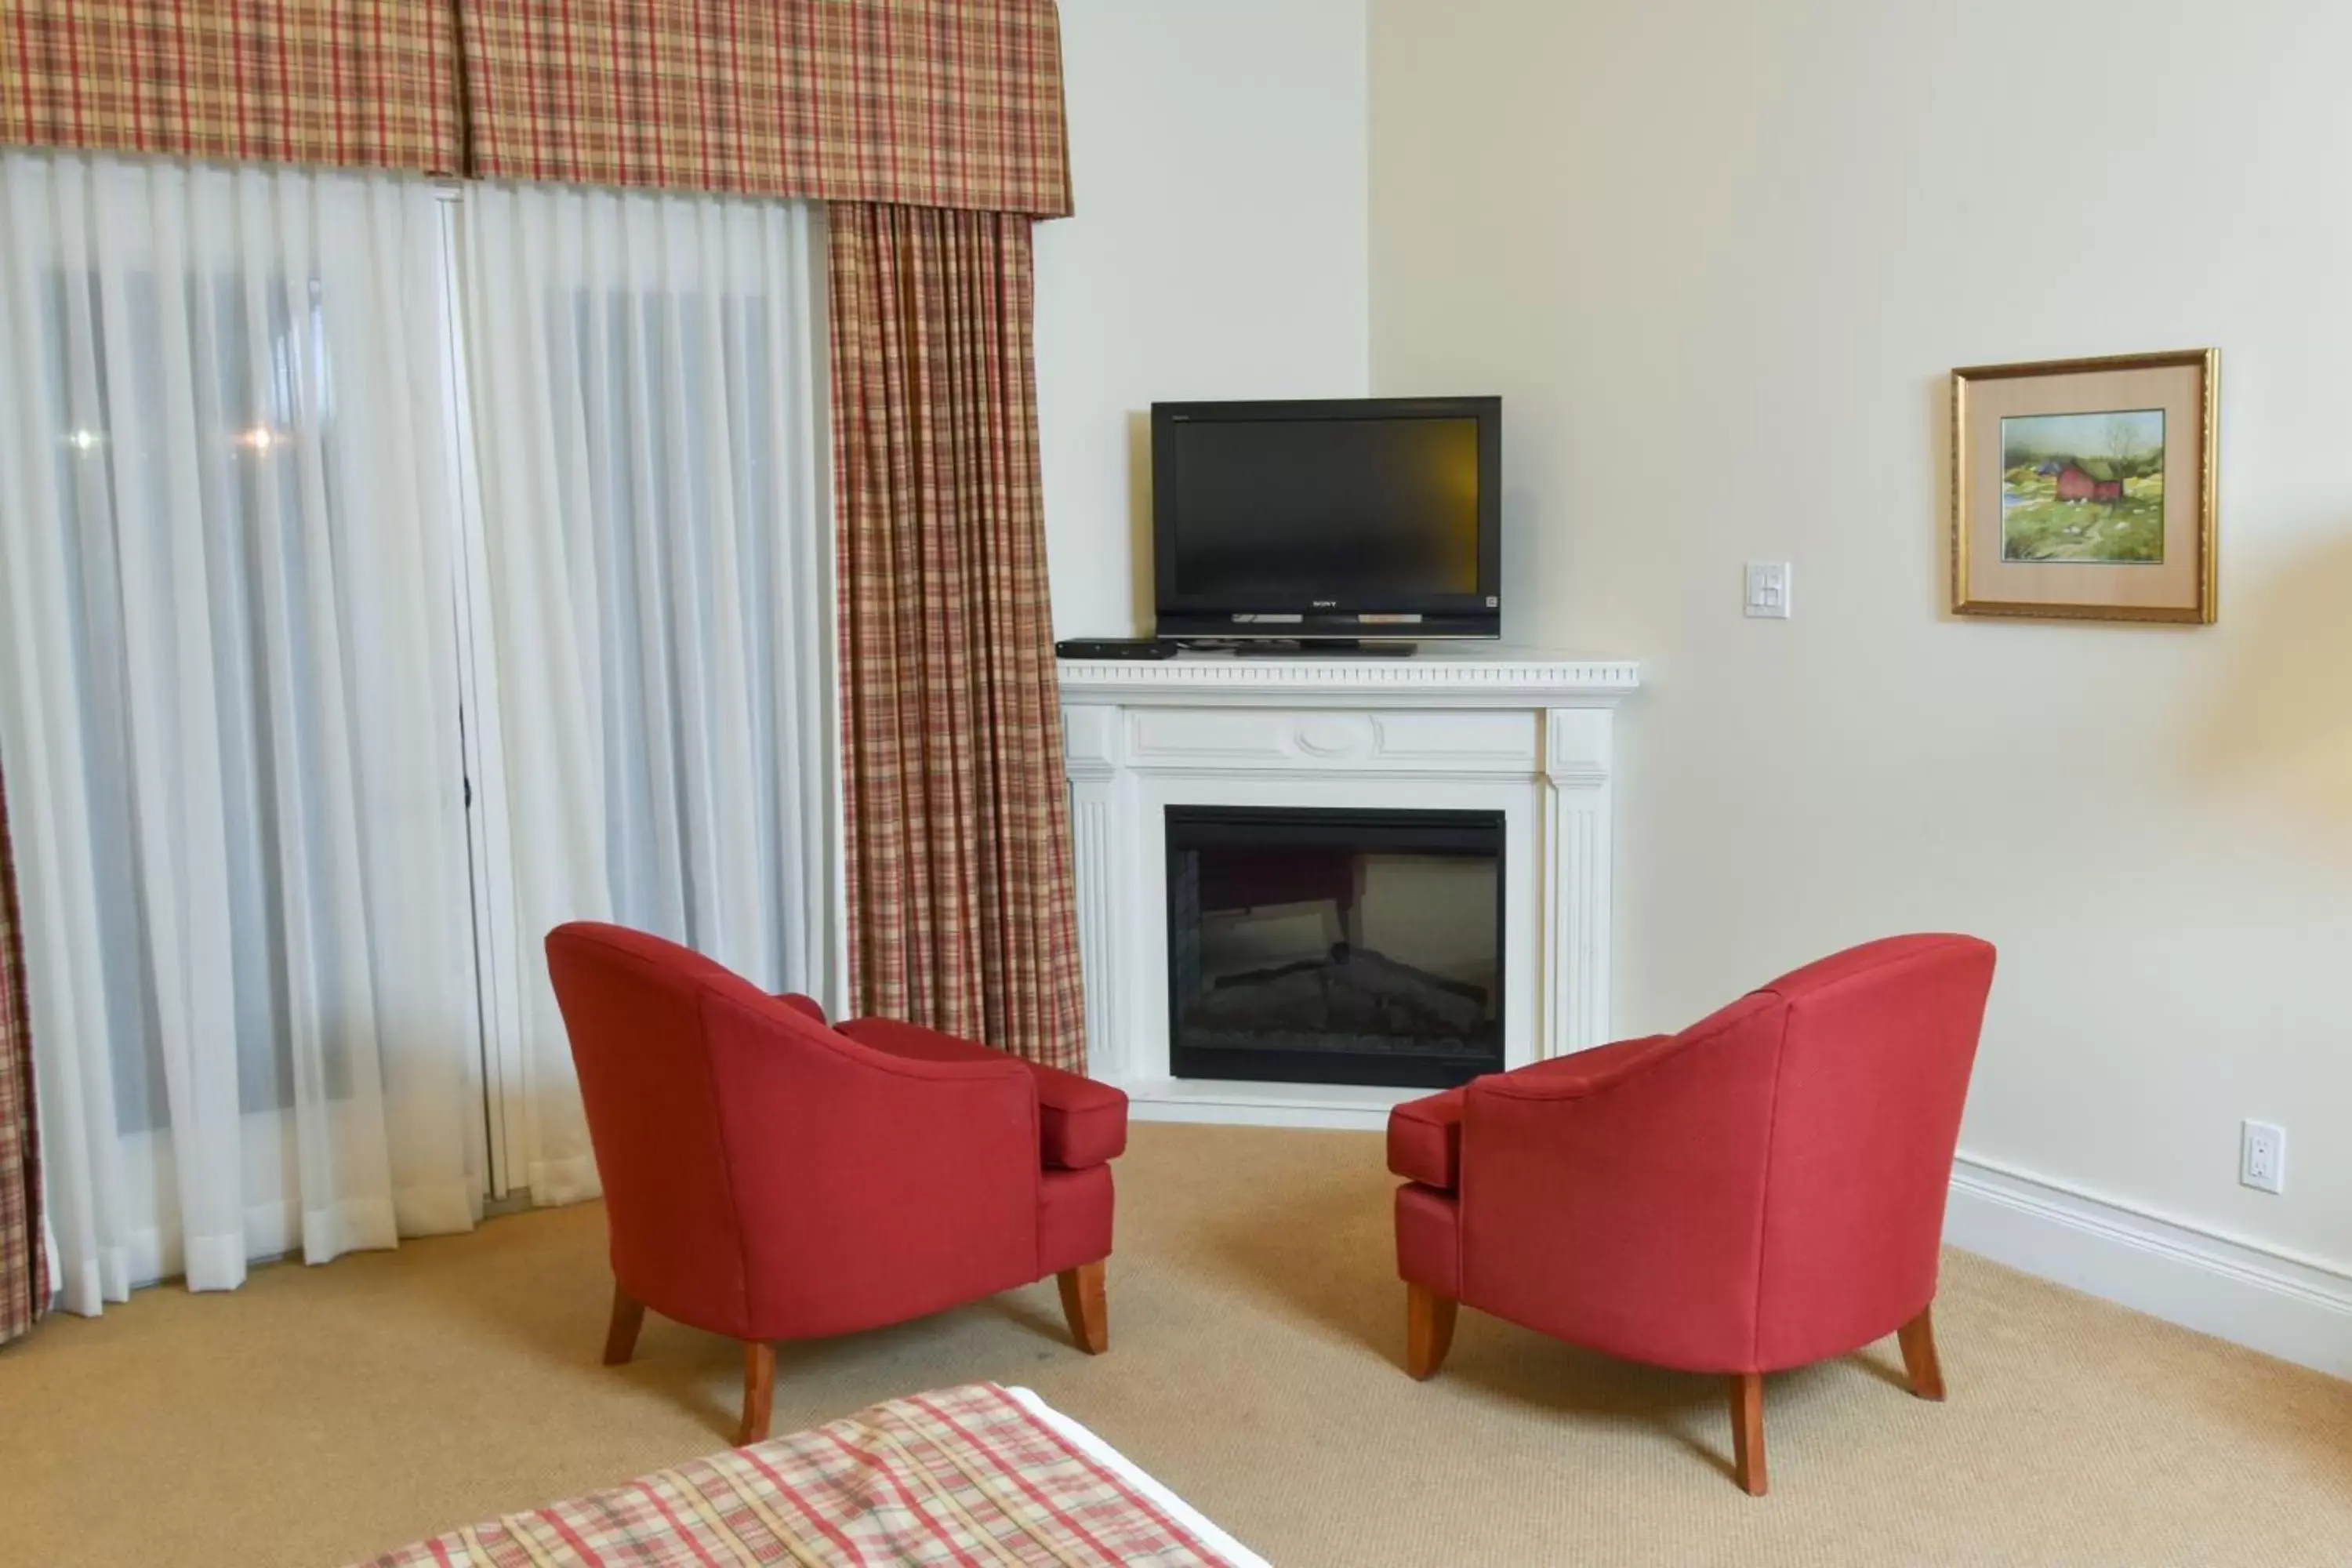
[0, 1, 464, 175]
[0, 2, 1073, 216]
[462, 1, 1073, 216]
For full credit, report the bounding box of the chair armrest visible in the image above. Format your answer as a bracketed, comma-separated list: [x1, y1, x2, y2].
[774, 992, 828, 1025]
[1388, 1088, 1465, 1190]
[1388, 1037, 1676, 1192]
[1478, 1033, 1682, 1100]
[840, 1017, 1129, 1170]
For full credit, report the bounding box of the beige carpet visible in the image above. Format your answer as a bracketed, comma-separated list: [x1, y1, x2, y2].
[5, 1123, 2351, 1566]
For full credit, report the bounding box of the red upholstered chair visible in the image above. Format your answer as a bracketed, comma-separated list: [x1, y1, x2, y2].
[1386, 934, 1995, 1495]
[545, 922, 1127, 1444]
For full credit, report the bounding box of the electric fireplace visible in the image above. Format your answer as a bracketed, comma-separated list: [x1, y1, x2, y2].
[1164, 805, 1505, 1089]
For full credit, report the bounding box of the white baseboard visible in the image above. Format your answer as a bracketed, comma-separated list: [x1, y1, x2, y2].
[1945, 1154, 2352, 1381]
[1118, 1087, 2352, 1379]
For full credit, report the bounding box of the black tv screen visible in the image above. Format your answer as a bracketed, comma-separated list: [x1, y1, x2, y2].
[1152, 397, 1501, 641]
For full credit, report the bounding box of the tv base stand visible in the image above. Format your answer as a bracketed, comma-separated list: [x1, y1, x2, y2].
[1224, 640, 1417, 658]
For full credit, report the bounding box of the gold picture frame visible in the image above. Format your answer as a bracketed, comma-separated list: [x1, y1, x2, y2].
[1951, 348, 2218, 622]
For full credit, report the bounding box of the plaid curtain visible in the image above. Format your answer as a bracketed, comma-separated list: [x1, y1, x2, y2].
[462, 1, 1073, 216]
[0, 768, 43, 1345]
[0, 0, 463, 174]
[829, 201, 1084, 1070]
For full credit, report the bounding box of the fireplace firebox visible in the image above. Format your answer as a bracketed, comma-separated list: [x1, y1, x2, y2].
[1165, 805, 1505, 1089]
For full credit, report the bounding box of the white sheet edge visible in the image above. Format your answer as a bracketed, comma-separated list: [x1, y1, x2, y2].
[1001, 1387, 1272, 1568]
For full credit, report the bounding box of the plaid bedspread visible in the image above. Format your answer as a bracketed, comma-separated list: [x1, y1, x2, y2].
[358, 1383, 1247, 1567]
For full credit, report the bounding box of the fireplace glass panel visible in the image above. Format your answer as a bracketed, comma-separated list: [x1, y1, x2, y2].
[1166, 806, 1504, 1088]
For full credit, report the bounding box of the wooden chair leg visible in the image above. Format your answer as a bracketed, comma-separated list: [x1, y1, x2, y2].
[1057, 1260, 1109, 1354]
[1406, 1283, 1458, 1381]
[603, 1285, 644, 1367]
[1727, 1372, 1767, 1497]
[1897, 1304, 1946, 1401]
[736, 1341, 775, 1446]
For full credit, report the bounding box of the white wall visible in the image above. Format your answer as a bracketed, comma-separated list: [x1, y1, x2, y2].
[1034, 0, 1370, 639]
[1368, 0, 2352, 1275]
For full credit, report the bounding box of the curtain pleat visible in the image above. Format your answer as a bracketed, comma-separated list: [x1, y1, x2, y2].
[0, 766, 43, 1344]
[827, 200, 1084, 1071]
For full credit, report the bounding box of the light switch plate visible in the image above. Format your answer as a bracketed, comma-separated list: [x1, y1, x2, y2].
[1745, 561, 1792, 619]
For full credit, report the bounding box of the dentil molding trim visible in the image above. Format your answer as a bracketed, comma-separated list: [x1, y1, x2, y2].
[1056, 651, 1640, 708]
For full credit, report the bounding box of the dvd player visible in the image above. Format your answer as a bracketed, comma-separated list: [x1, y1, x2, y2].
[1054, 638, 1178, 660]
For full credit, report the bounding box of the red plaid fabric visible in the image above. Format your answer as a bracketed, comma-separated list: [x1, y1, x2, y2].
[829, 201, 1086, 1073]
[0, 767, 43, 1346]
[2, 3, 1069, 209]
[0, 0, 463, 173]
[361, 1384, 1246, 1566]
[463, 1, 1073, 216]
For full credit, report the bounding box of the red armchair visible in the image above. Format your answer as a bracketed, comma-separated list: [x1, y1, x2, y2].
[545, 922, 1127, 1444]
[1387, 934, 1995, 1495]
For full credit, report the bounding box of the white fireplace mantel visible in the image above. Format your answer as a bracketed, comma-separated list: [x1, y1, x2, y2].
[1058, 647, 1640, 1129]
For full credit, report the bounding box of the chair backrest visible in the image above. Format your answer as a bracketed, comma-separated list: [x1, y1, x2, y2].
[1749, 934, 1996, 1366]
[543, 921, 786, 1338]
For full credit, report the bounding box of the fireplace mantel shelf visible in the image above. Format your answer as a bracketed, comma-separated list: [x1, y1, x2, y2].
[1055, 646, 1639, 709]
[1057, 646, 1641, 1130]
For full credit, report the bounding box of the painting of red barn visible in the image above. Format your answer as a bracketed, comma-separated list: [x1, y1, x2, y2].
[1996, 410, 2165, 563]
[1951, 347, 2218, 623]
[2053, 462, 2127, 504]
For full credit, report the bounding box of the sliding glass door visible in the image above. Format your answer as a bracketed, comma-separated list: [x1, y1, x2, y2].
[0, 153, 837, 1302]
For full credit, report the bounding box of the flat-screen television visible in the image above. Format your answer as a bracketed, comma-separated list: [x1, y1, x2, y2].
[1152, 397, 1501, 641]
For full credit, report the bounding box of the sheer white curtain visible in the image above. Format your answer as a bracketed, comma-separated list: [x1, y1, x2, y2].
[459, 185, 835, 1205]
[0, 154, 482, 1311]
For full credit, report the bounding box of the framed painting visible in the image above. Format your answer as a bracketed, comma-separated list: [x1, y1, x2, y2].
[1951, 349, 2218, 622]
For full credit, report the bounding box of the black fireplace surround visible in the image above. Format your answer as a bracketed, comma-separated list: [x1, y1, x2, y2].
[1165, 805, 1505, 1089]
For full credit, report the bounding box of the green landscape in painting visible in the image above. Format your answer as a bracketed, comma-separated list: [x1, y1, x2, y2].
[1998, 410, 2165, 564]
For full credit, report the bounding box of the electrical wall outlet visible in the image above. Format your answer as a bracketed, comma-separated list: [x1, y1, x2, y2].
[1744, 561, 1792, 619]
[2241, 1120, 2285, 1195]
